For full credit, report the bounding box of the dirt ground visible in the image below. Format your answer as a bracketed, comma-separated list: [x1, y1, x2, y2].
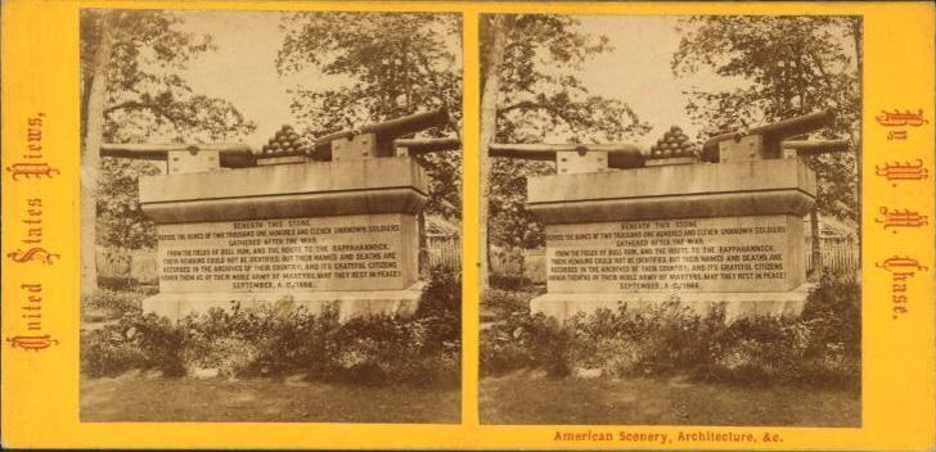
[79, 367, 859, 426]
[80, 372, 460, 423]
[480, 371, 860, 426]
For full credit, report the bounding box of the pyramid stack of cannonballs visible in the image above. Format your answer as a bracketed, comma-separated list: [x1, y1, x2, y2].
[260, 125, 308, 155]
[649, 125, 697, 160]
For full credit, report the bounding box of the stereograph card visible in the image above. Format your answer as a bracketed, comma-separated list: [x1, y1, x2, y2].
[1, 1, 933, 450]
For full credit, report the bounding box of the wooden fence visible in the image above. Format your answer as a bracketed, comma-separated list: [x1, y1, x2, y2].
[426, 235, 461, 269]
[806, 234, 860, 280]
[97, 248, 158, 284]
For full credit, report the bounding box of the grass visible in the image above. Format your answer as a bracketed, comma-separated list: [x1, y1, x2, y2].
[480, 372, 860, 427]
[81, 373, 460, 423]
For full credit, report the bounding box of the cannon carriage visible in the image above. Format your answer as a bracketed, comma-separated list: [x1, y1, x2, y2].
[489, 110, 848, 174]
[101, 108, 460, 174]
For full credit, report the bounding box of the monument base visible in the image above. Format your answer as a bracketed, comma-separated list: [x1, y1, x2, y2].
[142, 285, 424, 322]
[530, 284, 813, 323]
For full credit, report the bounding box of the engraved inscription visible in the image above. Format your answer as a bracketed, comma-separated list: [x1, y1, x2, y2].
[155, 213, 415, 292]
[545, 215, 801, 293]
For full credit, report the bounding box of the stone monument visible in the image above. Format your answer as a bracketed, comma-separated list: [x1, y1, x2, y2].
[103, 109, 458, 321]
[490, 111, 847, 321]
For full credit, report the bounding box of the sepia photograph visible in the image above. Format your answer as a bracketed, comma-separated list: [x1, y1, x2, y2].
[478, 14, 862, 427]
[4, 0, 936, 449]
[79, 8, 463, 423]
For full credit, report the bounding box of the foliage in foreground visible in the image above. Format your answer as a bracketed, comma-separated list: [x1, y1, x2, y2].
[81, 288, 149, 322]
[82, 268, 461, 387]
[480, 281, 860, 390]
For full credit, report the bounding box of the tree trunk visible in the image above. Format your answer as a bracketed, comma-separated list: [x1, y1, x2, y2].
[851, 18, 863, 278]
[81, 15, 113, 297]
[810, 207, 822, 281]
[478, 15, 508, 298]
[418, 209, 429, 277]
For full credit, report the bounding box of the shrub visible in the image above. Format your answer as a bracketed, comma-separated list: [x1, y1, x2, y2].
[529, 314, 576, 377]
[81, 309, 149, 377]
[479, 288, 540, 376]
[482, 288, 536, 319]
[82, 289, 146, 321]
[330, 269, 462, 387]
[416, 266, 462, 355]
[417, 266, 461, 319]
[703, 315, 810, 384]
[97, 275, 138, 292]
[81, 272, 463, 388]
[174, 303, 332, 378]
[800, 280, 861, 359]
[334, 314, 423, 384]
[132, 310, 188, 376]
[480, 281, 861, 389]
[701, 281, 861, 389]
[247, 305, 340, 377]
[489, 273, 537, 291]
[481, 299, 724, 378]
[557, 301, 726, 378]
[81, 307, 188, 377]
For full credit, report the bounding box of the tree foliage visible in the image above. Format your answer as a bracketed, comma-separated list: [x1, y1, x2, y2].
[277, 12, 463, 219]
[672, 16, 861, 220]
[481, 14, 651, 250]
[81, 10, 257, 252]
[81, 11, 256, 143]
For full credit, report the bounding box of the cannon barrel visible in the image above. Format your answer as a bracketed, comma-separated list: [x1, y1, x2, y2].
[313, 108, 450, 160]
[489, 143, 645, 169]
[100, 143, 256, 168]
[393, 137, 461, 154]
[701, 110, 835, 162]
[781, 139, 849, 156]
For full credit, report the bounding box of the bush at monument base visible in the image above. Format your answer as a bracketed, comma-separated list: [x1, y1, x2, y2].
[81, 288, 147, 321]
[480, 280, 860, 389]
[81, 268, 461, 387]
